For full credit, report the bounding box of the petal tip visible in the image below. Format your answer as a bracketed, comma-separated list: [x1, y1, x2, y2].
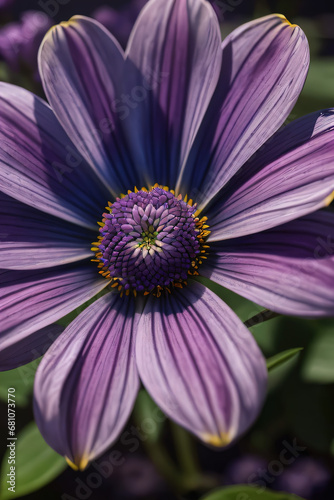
[275, 13, 298, 28]
[42, 23, 57, 41]
[201, 432, 232, 448]
[59, 18, 79, 28]
[66, 456, 79, 471]
[325, 190, 334, 207]
[66, 455, 89, 471]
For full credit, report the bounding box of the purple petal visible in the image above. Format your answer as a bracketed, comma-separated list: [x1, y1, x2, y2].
[0, 265, 108, 353]
[34, 292, 140, 469]
[136, 281, 267, 446]
[0, 191, 93, 270]
[207, 109, 334, 240]
[124, 0, 222, 187]
[201, 210, 334, 317]
[0, 324, 63, 371]
[0, 82, 109, 229]
[39, 16, 135, 196]
[178, 14, 309, 205]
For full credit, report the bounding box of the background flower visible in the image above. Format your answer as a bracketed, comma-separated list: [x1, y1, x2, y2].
[92, 1, 147, 48]
[0, 10, 52, 78]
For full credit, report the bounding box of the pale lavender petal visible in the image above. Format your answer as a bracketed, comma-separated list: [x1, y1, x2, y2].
[136, 281, 267, 446]
[0, 191, 93, 270]
[39, 16, 136, 196]
[201, 210, 334, 317]
[207, 110, 334, 241]
[0, 265, 108, 353]
[34, 293, 140, 469]
[178, 15, 309, 205]
[124, 0, 222, 187]
[0, 324, 63, 371]
[0, 82, 109, 230]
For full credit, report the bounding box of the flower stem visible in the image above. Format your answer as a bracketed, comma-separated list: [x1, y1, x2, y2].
[136, 425, 187, 494]
[170, 421, 200, 477]
[244, 309, 279, 328]
[133, 394, 218, 495]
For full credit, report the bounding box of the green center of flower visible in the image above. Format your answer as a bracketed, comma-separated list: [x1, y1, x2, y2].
[138, 227, 159, 249]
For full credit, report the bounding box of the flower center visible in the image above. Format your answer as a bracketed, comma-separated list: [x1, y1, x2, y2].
[92, 186, 210, 296]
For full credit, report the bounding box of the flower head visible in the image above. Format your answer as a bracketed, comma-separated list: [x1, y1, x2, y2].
[275, 457, 331, 497]
[0, 0, 334, 470]
[93, 185, 207, 295]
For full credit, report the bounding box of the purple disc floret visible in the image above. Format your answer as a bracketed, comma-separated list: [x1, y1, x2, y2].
[96, 187, 201, 293]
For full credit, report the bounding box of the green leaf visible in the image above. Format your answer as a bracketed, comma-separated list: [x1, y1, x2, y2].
[301, 327, 334, 383]
[0, 421, 67, 499]
[201, 485, 305, 500]
[300, 58, 334, 105]
[244, 310, 279, 328]
[133, 390, 165, 443]
[266, 348, 303, 372]
[0, 361, 39, 407]
[0, 62, 10, 82]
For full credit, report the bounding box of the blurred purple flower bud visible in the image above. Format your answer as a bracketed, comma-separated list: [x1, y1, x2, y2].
[224, 455, 267, 485]
[275, 457, 331, 499]
[0, 23, 23, 71]
[0, 10, 52, 78]
[20, 11, 52, 73]
[92, 1, 147, 49]
[114, 455, 165, 498]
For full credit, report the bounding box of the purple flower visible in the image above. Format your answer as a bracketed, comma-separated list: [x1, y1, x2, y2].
[275, 457, 331, 498]
[224, 455, 267, 485]
[113, 455, 166, 497]
[0, 23, 21, 72]
[0, 0, 333, 470]
[0, 10, 52, 77]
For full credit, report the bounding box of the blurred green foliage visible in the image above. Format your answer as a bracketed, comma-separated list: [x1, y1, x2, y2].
[0, 422, 67, 499]
[0, 362, 37, 407]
